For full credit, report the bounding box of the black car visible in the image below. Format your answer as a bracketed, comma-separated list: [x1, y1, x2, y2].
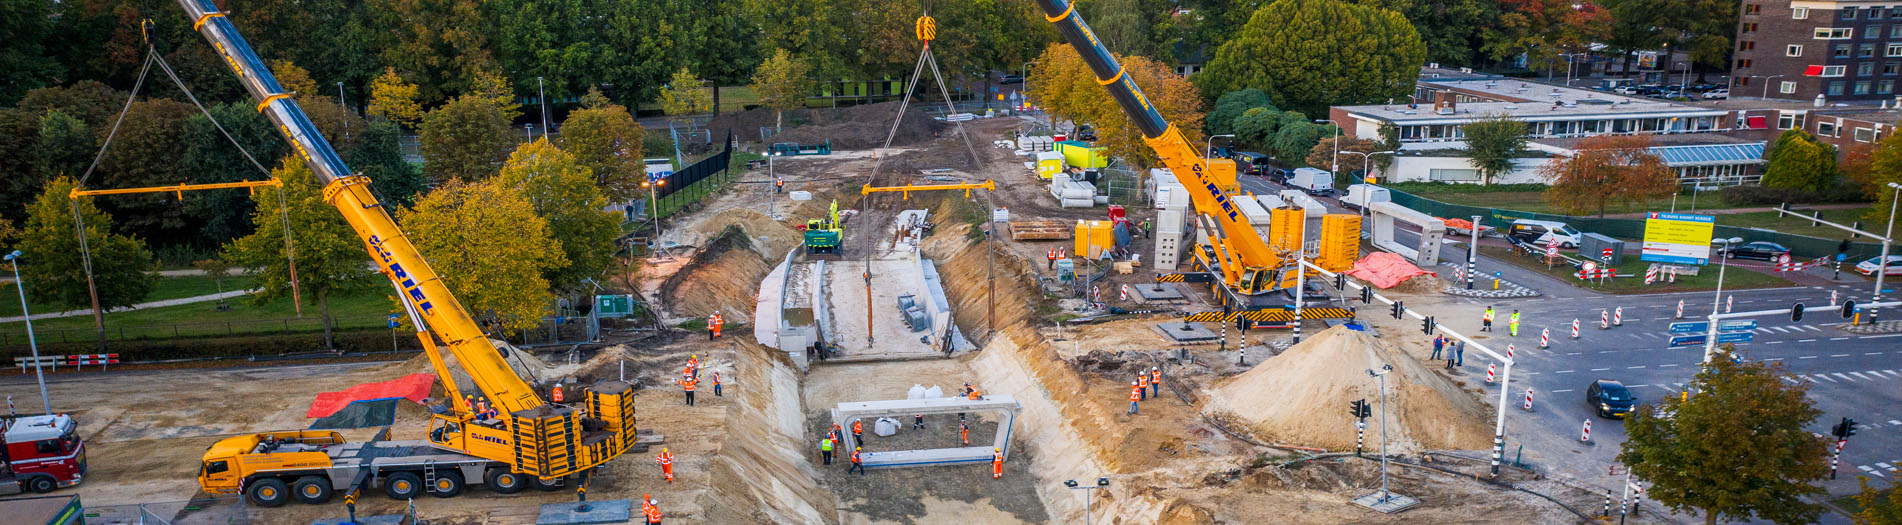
[1231, 152, 1271, 176]
[1587, 379, 1635, 419]
[1266, 168, 1293, 184]
[1722, 241, 1790, 261]
[1074, 125, 1098, 142]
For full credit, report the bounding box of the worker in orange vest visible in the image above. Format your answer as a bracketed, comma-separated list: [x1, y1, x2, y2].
[1150, 367, 1161, 397]
[1047, 247, 1057, 269]
[959, 421, 969, 446]
[775, 177, 785, 193]
[642, 495, 661, 525]
[553, 383, 567, 403]
[1127, 381, 1141, 415]
[686, 354, 700, 379]
[848, 447, 865, 475]
[967, 385, 982, 400]
[655, 447, 675, 482]
[711, 371, 722, 397]
[991, 448, 1004, 479]
[676, 375, 697, 406]
[1136, 373, 1149, 401]
[852, 419, 864, 444]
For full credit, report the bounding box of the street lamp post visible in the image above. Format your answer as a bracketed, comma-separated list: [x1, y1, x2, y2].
[1368, 365, 1395, 504]
[1703, 237, 1744, 362]
[1338, 150, 1397, 184]
[1204, 134, 1235, 162]
[6, 251, 52, 415]
[1753, 75, 1786, 99]
[538, 77, 550, 139]
[643, 179, 666, 259]
[1316, 120, 1342, 178]
[1873, 182, 1900, 324]
[1064, 478, 1110, 523]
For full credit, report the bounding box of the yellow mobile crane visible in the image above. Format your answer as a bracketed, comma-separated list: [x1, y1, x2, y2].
[172, 0, 635, 507]
[1033, 0, 1303, 308]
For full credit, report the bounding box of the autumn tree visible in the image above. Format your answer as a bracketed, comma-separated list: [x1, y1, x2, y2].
[35, 110, 95, 184]
[1196, 0, 1425, 117]
[1762, 129, 1840, 193]
[419, 95, 513, 184]
[497, 139, 620, 292]
[579, 86, 611, 109]
[1618, 353, 1829, 524]
[350, 120, 429, 206]
[1854, 476, 1902, 524]
[1540, 135, 1677, 217]
[222, 156, 377, 348]
[750, 51, 810, 132]
[399, 178, 566, 334]
[19, 177, 155, 311]
[1306, 136, 1380, 177]
[559, 103, 647, 202]
[1482, 0, 1571, 67]
[469, 69, 520, 119]
[1859, 130, 1902, 224]
[367, 68, 424, 128]
[270, 59, 321, 99]
[1462, 114, 1530, 184]
[660, 67, 714, 126]
[1027, 43, 1203, 169]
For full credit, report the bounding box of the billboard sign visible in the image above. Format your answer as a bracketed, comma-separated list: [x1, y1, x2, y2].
[1641, 213, 1716, 265]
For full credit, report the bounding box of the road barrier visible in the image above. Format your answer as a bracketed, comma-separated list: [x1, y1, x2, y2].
[1522, 388, 1533, 411]
[13, 355, 60, 372]
[1540, 328, 1550, 349]
[1506, 344, 1515, 359]
[67, 353, 118, 370]
[1613, 307, 1623, 326]
[1486, 363, 1496, 383]
[1119, 284, 1128, 302]
[1581, 420, 1592, 442]
[1675, 300, 1684, 319]
[1726, 295, 1733, 313]
[1571, 319, 1580, 339]
[1600, 310, 1609, 330]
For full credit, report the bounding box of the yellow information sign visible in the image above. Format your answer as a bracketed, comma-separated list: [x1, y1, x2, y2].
[1641, 212, 1716, 265]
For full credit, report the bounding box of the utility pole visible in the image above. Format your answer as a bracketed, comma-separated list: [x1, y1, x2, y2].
[539, 77, 550, 139]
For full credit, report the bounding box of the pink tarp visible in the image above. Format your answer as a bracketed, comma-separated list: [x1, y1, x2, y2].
[306, 373, 437, 418]
[1346, 252, 1436, 289]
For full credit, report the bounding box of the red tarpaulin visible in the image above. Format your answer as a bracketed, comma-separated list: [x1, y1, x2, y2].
[306, 373, 437, 418]
[1346, 252, 1436, 289]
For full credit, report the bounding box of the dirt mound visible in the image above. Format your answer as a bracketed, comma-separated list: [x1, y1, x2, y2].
[703, 101, 946, 149]
[1387, 273, 1446, 295]
[664, 226, 774, 323]
[1204, 325, 1493, 453]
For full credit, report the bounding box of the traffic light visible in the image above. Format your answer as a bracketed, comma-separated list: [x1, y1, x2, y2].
[1422, 315, 1436, 335]
[1349, 400, 1365, 419]
[1842, 300, 1858, 319]
[1792, 303, 1805, 322]
[1832, 418, 1847, 438]
[1391, 300, 1404, 319]
[1360, 286, 1373, 304]
[1846, 418, 1859, 437]
[1358, 399, 1372, 418]
[1335, 273, 1345, 290]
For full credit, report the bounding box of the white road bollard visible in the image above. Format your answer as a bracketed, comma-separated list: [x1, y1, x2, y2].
[1523, 388, 1534, 411]
[1675, 299, 1683, 319]
[1486, 363, 1496, 383]
[1831, 289, 1839, 306]
[1725, 295, 1733, 313]
[1540, 328, 1550, 349]
[1571, 319, 1580, 339]
[1119, 284, 1129, 302]
[1644, 266, 1657, 285]
[1506, 344, 1515, 359]
[1600, 309, 1609, 330]
[1613, 306, 1623, 326]
[1582, 420, 1592, 442]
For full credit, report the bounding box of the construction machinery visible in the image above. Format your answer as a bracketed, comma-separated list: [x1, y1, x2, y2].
[805, 199, 844, 254]
[172, 0, 635, 507]
[1034, 0, 1302, 308]
[0, 414, 86, 494]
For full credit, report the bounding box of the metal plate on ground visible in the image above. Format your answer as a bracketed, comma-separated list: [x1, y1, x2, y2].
[1152, 322, 1219, 342]
[537, 499, 632, 525]
[1351, 491, 1420, 513]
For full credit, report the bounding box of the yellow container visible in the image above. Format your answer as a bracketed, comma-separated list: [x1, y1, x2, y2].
[1317, 214, 1362, 272]
[1268, 207, 1305, 253]
[1073, 220, 1116, 259]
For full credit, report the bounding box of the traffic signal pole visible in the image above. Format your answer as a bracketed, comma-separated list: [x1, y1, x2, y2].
[1700, 300, 1902, 363]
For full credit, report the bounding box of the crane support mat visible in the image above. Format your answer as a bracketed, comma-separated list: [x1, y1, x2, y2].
[306, 373, 436, 418]
[313, 516, 405, 525]
[1008, 221, 1071, 240]
[1131, 283, 1186, 302]
[1152, 322, 1220, 342]
[537, 499, 633, 525]
[1182, 307, 1355, 323]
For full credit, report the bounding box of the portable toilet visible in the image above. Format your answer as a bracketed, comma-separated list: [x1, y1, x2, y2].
[1035, 152, 1065, 179]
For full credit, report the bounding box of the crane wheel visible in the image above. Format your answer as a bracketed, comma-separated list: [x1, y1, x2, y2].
[486, 469, 527, 494]
[428, 473, 463, 498]
[246, 478, 291, 507]
[530, 475, 564, 491]
[292, 476, 333, 504]
[383, 472, 423, 500]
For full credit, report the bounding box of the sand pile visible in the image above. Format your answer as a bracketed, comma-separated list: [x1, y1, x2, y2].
[1386, 273, 1446, 295]
[703, 101, 945, 149]
[1204, 325, 1493, 453]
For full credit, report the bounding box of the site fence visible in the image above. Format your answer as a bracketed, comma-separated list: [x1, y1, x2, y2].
[1386, 189, 1889, 261]
[1097, 167, 1144, 207]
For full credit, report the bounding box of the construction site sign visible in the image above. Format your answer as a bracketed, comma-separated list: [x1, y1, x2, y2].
[1640, 213, 1715, 265]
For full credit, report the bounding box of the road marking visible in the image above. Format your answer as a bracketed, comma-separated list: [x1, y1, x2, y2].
[1880, 462, 1895, 469]
[1862, 334, 1902, 339]
[1628, 366, 1647, 369]
[1867, 352, 1887, 356]
[1765, 357, 1784, 361]
[1629, 384, 1649, 388]
[1831, 354, 1852, 357]
[1783, 376, 1801, 384]
[1554, 370, 1575, 374]
[1890, 420, 1902, 426]
[1850, 371, 1874, 380]
[1804, 325, 1823, 331]
[1886, 370, 1900, 376]
[1834, 373, 1855, 382]
[1805, 376, 1820, 382]
[1591, 367, 1611, 371]
[1817, 375, 1839, 382]
[1800, 355, 1820, 359]
[1767, 341, 1786, 345]
[1772, 326, 1792, 333]
[1799, 339, 1819, 342]
[1566, 352, 1582, 356]
[1830, 337, 1851, 341]
[1552, 389, 1574, 393]
[1659, 364, 1679, 368]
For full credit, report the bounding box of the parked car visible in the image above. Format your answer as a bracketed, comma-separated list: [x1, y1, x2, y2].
[1266, 168, 1293, 184]
[1231, 151, 1272, 176]
[1586, 379, 1636, 419]
[1856, 255, 1902, 276]
[1702, 89, 1729, 99]
[1722, 241, 1790, 261]
[1074, 125, 1097, 142]
[1613, 86, 1641, 95]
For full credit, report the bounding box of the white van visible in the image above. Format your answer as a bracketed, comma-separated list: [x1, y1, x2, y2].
[1286, 168, 1335, 196]
[1340, 184, 1390, 210]
[1506, 219, 1583, 248]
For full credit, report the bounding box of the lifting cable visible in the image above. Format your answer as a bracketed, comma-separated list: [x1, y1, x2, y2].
[65, 31, 304, 318]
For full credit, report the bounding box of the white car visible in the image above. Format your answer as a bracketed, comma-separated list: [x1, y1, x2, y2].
[1702, 89, 1729, 100]
[1856, 255, 1902, 276]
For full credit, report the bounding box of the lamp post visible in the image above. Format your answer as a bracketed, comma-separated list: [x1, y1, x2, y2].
[1368, 364, 1395, 503]
[1315, 119, 1342, 179]
[1703, 237, 1744, 362]
[642, 178, 666, 259]
[1338, 150, 1396, 184]
[538, 77, 550, 139]
[1752, 75, 1786, 99]
[6, 251, 52, 415]
[1064, 478, 1110, 524]
[1873, 182, 1900, 325]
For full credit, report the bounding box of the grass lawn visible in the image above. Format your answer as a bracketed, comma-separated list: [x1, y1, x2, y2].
[1480, 245, 1794, 295]
[0, 274, 259, 318]
[1709, 207, 1882, 238]
[1832, 486, 1892, 516]
[1387, 182, 1753, 215]
[0, 291, 395, 346]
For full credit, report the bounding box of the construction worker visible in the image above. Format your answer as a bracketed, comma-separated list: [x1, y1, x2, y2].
[1137, 373, 1149, 401]
[852, 419, 864, 444]
[1509, 310, 1521, 337]
[848, 447, 865, 475]
[711, 371, 722, 397]
[1141, 217, 1152, 239]
[991, 448, 1004, 479]
[551, 383, 565, 403]
[687, 354, 700, 378]
[1481, 306, 1495, 332]
[1431, 336, 1444, 360]
[643, 495, 661, 525]
[829, 423, 843, 444]
[677, 375, 697, 406]
[959, 421, 970, 446]
[913, 414, 925, 430]
[1150, 367, 1161, 397]
[655, 447, 675, 482]
[1127, 381, 1141, 415]
[820, 435, 835, 465]
[775, 176, 784, 194]
[1048, 247, 1057, 269]
[708, 314, 723, 340]
[967, 385, 982, 401]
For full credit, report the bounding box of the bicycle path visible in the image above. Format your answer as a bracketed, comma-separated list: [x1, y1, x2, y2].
[0, 289, 256, 323]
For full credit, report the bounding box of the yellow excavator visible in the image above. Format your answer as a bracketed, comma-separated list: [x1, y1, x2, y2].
[173, 0, 635, 507]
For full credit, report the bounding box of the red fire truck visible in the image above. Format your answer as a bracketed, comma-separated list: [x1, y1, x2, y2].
[1, 415, 85, 493]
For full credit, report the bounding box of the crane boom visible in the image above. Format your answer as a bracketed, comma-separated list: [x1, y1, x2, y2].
[174, 0, 633, 479]
[1033, 0, 1286, 294]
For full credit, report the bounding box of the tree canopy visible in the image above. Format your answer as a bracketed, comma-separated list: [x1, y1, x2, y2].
[558, 103, 647, 202]
[1540, 135, 1677, 217]
[1027, 43, 1204, 169]
[419, 95, 513, 184]
[20, 177, 155, 311]
[1762, 129, 1841, 193]
[222, 156, 378, 348]
[495, 139, 621, 293]
[1462, 114, 1530, 184]
[751, 50, 812, 132]
[1196, 0, 1426, 117]
[398, 178, 566, 334]
[1858, 130, 1902, 224]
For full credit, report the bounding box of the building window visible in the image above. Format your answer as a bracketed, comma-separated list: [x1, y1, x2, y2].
[1817, 28, 1854, 39]
[1857, 80, 1874, 94]
[1829, 81, 1846, 95]
[1743, 22, 1759, 33]
[1862, 43, 1878, 57]
[1795, 7, 1810, 19]
[1837, 44, 1853, 58]
[1857, 127, 1878, 142]
[1893, 6, 1902, 18]
[1739, 59, 1755, 69]
[1872, 25, 1886, 38]
[1882, 79, 1896, 93]
[1779, 114, 1798, 129]
[1746, 3, 1762, 15]
[1877, 8, 1889, 19]
[1893, 25, 1902, 38]
[1845, 6, 1859, 19]
[1861, 62, 1877, 76]
[1789, 44, 1805, 56]
[1740, 40, 1756, 51]
[1782, 80, 1799, 94]
[1822, 65, 1848, 76]
[1888, 62, 1901, 75]
[1428, 169, 1481, 182]
[1889, 44, 1902, 57]
[1819, 121, 1838, 136]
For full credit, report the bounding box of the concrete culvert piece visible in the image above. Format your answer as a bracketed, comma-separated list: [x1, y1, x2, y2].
[1204, 325, 1494, 453]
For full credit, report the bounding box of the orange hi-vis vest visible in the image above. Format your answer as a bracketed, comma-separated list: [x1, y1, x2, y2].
[552, 385, 564, 403]
[993, 450, 1003, 464]
[678, 378, 696, 391]
[709, 314, 723, 327]
[1138, 375, 1149, 388]
[853, 420, 863, 434]
[687, 357, 699, 369]
[644, 504, 661, 522]
[1048, 248, 1057, 260]
[656, 451, 673, 466]
[1151, 369, 1161, 385]
[851, 449, 862, 463]
[1129, 386, 1142, 402]
[1057, 248, 1066, 258]
[712, 372, 721, 386]
[967, 388, 981, 400]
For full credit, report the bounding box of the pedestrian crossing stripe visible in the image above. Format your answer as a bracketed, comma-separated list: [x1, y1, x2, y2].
[1182, 307, 1356, 323]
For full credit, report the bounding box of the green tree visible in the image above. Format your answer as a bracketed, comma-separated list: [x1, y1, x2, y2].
[1860, 129, 1902, 224]
[419, 95, 513, 184]
[350, 120, 428, 207]
[1270, 112, 1327, 163]
[1618, 352, 1829, 525]
[1406, 0, 1499, 65]
[1306, 136, 1379, 176]
[35, 110, 95, 185]
[579, 86, 611, 109]
[497, 139, 620, 292]
[1540, 135, 1678, 217]
[0, 108, 38, 224]
[17, 81, 127, 132]
[222, 156, 377, 349]
[398, 178, 565, 334]
[1854, 476, 1902, 524]
[750, 51, 811, 132]
[1207, 88, 1276, 136]
[1196, 0, 1426, 117]
[192, 257, 234, 310]
[19, 177, 155, 311]
[1079, 0, 1159, 58]
[1762, 129, 1840, 193]
[660, 67, 714, 126]
[370, 0, 496, 102]
[181, 102, 288, 249]
[1232, 107, 1284, 152]
[1604, 0, 1738, 72]
[1462, 114, 1529, 184]
[0, 0, 64, 106]
[96, 99, 197, 243]
[559, 103, 647, 203]
[367, 67, 425, 128]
